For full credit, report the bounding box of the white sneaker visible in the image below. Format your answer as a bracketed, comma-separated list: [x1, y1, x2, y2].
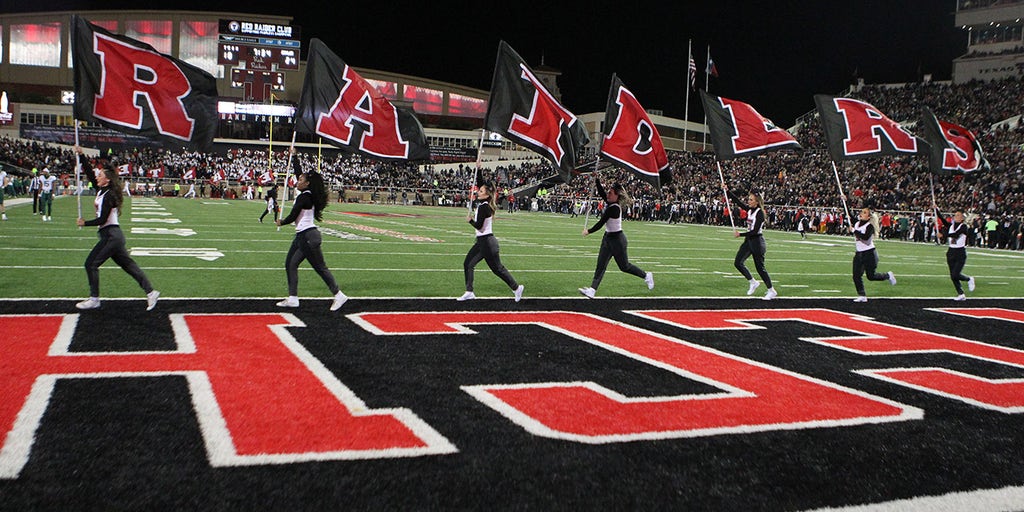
[853, 296, 868, 303]
[456, 291, 476, 301]
[276, 296, 299, 307]
[954, 294, 967, 302]
[146, 290, 160, 311]
[967, 277, 975, 292]
[1, 214, 7, 220]
[747, 280, 760, 296]
[330, 290, 348, 311]
[888, 272, 897, 286]
[644, 272, 655, 290]
[762, 288, 778, 301]
[75, 297, 101, 310]
[513, 285, 524, 302]
[578, 287, 596, 299]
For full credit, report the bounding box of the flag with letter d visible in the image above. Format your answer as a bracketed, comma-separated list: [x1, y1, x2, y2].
[600, 74, 670, 187]
[71, 15, 217, 151]
[296, 39, 429, 161]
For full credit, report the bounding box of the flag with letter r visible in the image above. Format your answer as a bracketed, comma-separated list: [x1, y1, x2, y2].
[71, 15, 217, 152]
[296, 39, 430, 162]
[484, 41, 589, 183]
[813, 94, 928, 162]
[600, 74, 670, 188]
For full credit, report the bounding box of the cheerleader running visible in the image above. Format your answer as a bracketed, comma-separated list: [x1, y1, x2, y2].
[578, 180, 653, 299]
[935, 208, 975, 301]
[851, 207, 897, 302]
[458, 182, 524, 301]
[733, 191, 777, 300]
[275, 149, 347, 310]
[259, 184, 279, 223]
[73, 146, 159, 311]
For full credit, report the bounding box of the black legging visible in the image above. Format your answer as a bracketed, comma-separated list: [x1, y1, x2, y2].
[735, 235, 773, 289]
[591, 231, 646, 290]
[84, 226, 153, 297]
[853, 248, 888, 296]
[946, 247, 971, 294]
[464, 234, 518, 292]
[286, 228, 339, 296]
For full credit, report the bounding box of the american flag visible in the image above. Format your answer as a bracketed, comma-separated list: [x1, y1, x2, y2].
[688, 52, 697, 89]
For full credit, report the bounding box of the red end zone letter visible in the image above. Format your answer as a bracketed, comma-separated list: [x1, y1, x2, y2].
[633, 309, 1024, 413]
[0, 314, 455, 479]
[350, 311, 917, 444]
[315, 65, 410, 159]
[92, 33, 195, 141]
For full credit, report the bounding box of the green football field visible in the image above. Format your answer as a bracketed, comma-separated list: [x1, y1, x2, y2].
[2, 195, 1022, 301]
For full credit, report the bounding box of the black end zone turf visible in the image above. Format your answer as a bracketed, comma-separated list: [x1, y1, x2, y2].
[1, 298, 1022, 510]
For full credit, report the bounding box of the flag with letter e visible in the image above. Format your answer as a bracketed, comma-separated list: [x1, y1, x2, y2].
[484, 41, 589, 183]
[813, 94, 927, 161]
[296, 39, 430, 161]
[600, 74, 670, 187]
[700, 90, 801, 160]
[71, 15, 217, 151]
[920, 107, 990, 176]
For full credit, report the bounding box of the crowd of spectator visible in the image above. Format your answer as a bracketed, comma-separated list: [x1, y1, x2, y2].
[2, 76, 1023, 249]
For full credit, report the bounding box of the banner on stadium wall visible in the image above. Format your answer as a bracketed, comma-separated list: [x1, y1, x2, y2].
[19, 124, 164, 150]
[429, 146, 477, 163]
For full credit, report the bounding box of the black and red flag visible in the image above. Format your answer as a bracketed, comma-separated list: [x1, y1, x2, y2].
[920, 107, 990, 176]
[296, 39, 429, 161]
[71, 15, 217, 151]
[700, 90, 801, 160]
[600, 74, 670, 187]
[484, 41, 589, 183]
[813, 95, 928, 162]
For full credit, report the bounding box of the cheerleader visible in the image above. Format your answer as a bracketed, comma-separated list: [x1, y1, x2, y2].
[851, 207, 897, 302]
[578, 180, 653, 299]
[935, 208, 975, 301]
[259, 184, 279, 223]
[275, 149, 347, 310]
[458, 182, 524, 301]
[733, 191, 777, 300]
[73, 146, 159, 311]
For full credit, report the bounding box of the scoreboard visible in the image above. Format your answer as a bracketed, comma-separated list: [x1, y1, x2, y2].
[217, 19, 301, 71]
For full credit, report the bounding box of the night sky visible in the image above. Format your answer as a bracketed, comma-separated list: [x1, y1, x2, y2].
[10, 0, 966, 126]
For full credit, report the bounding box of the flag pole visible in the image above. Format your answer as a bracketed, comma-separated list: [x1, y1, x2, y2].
[268, 93, 275, 177]
[716, 160, 736, 231]
[277, 131, 297, 231]
[929, 172, 939, 242]
[468, 128, 487, 212]
[683, 39, 692, 153]
[702, 44, 711, 151]
[582, 154, 601, 230]
[830, 160, 854, 231]
[74, 120, 82, 229]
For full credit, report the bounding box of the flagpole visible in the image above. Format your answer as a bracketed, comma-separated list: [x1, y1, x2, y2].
[468, 128, 487, 212]
[582, 154, 601, 230]
[702, 44, 711, 151]
[277, 131, 297, 231]
[683, 39, 692, 153]
[74, 120, 82, 229]
[929, 172, 940, 242]
[830, 161, 854, 231]
[268, 93, 275, 177]
[716, 160, 736, 231]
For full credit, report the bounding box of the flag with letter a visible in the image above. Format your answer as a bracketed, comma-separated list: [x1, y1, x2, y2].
[71, 15, 217, 151]
[700, 90, 801, 160]
[600, 74, 670, 187]
[813, 94, 928, 161]
[484, 41, 589, 183]
[920, 107, 990, 175]
[295, 39, 429, 161]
